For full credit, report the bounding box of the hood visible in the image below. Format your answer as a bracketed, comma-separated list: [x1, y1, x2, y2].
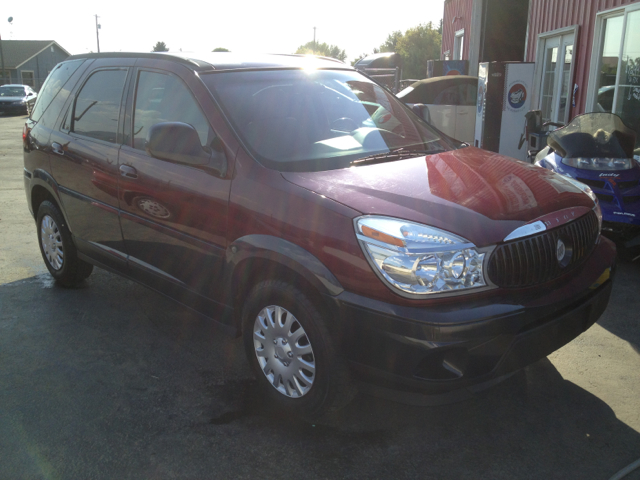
[282, 147, 595, 246]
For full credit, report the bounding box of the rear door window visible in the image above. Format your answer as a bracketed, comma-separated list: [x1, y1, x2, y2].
[68, 69, 127, 143]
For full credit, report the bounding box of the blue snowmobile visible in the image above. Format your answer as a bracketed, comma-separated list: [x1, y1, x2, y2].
[535, 112, 640, 252]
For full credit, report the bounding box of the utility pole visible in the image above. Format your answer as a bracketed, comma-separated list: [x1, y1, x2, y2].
[94, 14, 100, 53]
[313, 27, 316, 47]
[0, 17, 11, 86]
[0, 32, 6, 86]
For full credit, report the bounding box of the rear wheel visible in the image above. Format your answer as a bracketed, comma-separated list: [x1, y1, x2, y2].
[37, 201, 93, 287]
[242, 280, 355, 419]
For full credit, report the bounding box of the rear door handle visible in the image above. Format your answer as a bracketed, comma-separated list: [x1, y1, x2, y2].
[119, 165, 138, 179]
[51, 142, 64, 156]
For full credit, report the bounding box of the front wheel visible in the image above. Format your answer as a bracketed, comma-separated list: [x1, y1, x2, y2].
[37, 201, 93, 287]
[242, 280, 355, 419]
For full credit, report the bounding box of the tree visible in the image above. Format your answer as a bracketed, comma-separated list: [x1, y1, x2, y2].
[379, 31, 403, 53]
[295, 41, 347, 62]
[212, 47, 230, 52]
[374, 23, 441, 80]
[152, 41, 169, 52]
[395, 22, 441, 79]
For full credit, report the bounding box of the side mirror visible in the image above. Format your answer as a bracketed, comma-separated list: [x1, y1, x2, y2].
[27, 92, 34, 97]
[146, 122, 226, 175]
[411, 103, 431, 124]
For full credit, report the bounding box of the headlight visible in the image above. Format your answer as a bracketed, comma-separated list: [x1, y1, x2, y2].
[562, 157, 633, 171]
[354, 216, 487, 296]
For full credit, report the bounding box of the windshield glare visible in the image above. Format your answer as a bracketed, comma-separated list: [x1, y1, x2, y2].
[203, 69, 456, 172]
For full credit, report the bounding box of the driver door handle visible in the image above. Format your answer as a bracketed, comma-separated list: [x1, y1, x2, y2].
[119, 165, 138, 179]
[51, 142, 64, 156]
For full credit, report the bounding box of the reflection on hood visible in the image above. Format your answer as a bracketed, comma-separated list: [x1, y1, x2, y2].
[426, 149, 584, 220]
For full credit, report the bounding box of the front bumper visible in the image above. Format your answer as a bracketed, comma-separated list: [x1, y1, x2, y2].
[327, 236, 616, 395]
[0, 103, 28, 114]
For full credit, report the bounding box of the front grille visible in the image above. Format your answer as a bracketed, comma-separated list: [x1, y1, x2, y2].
[488, 211, 599, 288]
[596, 193, 614, 203]
[618, 180, 639, 191]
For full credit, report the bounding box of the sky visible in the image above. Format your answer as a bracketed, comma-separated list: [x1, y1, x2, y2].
[0, 0, 444, 63]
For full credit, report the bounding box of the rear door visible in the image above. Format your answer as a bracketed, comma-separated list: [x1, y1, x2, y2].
[48, 59, 133, 269]
[455, 79, 478, 143]
[117, 62, 235, 306]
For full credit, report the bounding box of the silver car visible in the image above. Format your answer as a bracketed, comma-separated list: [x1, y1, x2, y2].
[0, 84, 38, 115]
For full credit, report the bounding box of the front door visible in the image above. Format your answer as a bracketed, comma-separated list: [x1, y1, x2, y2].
[117, 67, 232, 306]
[539, 33, 575, 124]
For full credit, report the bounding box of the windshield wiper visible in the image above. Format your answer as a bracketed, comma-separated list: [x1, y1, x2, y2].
[350, 148, 444, 166]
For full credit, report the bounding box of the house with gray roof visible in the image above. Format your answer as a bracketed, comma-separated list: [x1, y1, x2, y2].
[0, 40, 70, 91]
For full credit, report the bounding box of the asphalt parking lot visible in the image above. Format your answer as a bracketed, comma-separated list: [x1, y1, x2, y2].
[1, 113, 639, 479]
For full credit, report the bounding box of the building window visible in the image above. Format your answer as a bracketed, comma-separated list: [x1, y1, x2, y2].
[454, 29, 465, 60]
[590, 3, 640, 153]
[21, 71, 35, 87]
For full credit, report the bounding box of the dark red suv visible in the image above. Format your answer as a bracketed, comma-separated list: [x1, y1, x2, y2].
[23, 53, 616, 418]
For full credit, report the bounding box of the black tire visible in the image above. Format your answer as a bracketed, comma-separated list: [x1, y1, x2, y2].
[36, 200, 93, 287]
[242, 280, 355, 420]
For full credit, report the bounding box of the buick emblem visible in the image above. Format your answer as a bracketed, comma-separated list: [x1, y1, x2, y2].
[556, 239, 566, 263]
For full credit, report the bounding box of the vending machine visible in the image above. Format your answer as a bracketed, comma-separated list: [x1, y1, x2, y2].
[474, 61, 535, 162]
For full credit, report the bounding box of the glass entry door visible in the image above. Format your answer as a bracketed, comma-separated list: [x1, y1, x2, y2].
[592, 5, 640, 155]
[539, 33, 575, 124]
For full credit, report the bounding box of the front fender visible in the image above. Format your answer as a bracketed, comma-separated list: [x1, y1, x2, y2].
[225, 234, 344, 300]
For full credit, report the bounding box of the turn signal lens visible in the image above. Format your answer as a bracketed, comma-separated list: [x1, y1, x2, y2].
[361, 225, 406, 247]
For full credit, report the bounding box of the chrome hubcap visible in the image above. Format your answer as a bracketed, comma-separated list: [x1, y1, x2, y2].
[40, 215, 64, 270]
[252, 305, 316, 398]
[136, 198, 171, 219]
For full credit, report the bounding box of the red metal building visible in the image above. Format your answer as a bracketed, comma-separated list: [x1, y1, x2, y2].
[442, 0, 640, 150]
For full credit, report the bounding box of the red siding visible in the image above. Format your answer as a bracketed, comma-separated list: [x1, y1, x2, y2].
[442, 0, 474, 59]
[525, 0, 640, 116]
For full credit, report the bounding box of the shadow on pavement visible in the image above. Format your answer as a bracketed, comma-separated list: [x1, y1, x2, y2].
[1, 269, 639, 479]
[597, 259, 640, 354]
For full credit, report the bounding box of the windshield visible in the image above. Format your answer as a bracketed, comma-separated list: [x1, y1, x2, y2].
[0, 86, 26, 97]
[548, 112, 636, 159]
[203, 69, 458, 172]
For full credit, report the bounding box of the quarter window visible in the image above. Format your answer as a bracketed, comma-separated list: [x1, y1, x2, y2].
[70, 69, 127, 144]
[132, 71, 214, 151]
[31, 59, 85, 123]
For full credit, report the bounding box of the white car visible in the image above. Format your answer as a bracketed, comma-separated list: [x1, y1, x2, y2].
[397, 75, 478, 144]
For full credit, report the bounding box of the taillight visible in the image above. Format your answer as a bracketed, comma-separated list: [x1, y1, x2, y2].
[23, 123, 31, 149]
